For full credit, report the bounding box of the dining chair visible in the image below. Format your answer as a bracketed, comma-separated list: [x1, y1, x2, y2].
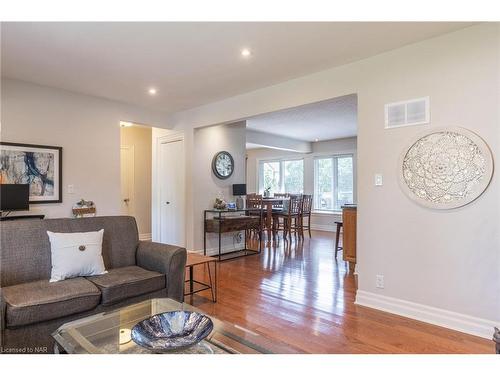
[301, 194, 313, 238]
[246, 194, 264, 240]
[272, 195, 303, 241]
[273, 193, 289, 212]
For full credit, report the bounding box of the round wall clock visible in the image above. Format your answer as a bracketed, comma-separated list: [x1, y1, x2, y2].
[212, 151, 234, 180]
[399, 127, 493, 209]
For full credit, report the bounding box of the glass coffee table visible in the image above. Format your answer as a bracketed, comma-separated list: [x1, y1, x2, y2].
[52, 298, 302, 354]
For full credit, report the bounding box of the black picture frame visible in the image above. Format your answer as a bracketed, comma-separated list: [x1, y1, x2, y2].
[212, 151, 234, 180]
[0, 142, 63, 204]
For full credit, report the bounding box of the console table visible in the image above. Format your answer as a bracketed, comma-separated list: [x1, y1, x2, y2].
[204, 209, 262, 261]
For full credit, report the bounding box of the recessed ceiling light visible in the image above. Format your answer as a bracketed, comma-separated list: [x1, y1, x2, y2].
[148, 88, 157, 95]
[241, 48, 251, 57]
[120, 121, 134, 128]
[314, 138, 319, 142]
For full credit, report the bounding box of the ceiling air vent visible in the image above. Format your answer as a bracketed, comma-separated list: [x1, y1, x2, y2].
[385, 97, 429, 129]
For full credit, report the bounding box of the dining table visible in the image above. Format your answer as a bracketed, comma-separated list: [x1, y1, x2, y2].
[261, 197, 289, 241]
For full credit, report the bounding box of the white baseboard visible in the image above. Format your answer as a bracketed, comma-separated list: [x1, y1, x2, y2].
[139, 233, 152, 241]
[310, 224, 335, 232]
[355, 290, 499, 339]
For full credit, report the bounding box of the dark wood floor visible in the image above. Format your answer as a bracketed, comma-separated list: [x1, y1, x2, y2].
[186, 231, 494, 353]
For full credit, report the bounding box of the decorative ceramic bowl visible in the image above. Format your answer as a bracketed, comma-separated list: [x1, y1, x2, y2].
[131, 311, 214, 352]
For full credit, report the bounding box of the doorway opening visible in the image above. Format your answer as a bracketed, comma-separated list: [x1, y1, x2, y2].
[120, 123, 153, 241]
[120, 124, 186, 246]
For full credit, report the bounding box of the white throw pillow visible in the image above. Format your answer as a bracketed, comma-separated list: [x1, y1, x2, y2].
[47, 229, 107, 282]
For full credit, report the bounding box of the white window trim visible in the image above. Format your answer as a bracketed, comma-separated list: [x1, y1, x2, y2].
[312, 210, 342, 216]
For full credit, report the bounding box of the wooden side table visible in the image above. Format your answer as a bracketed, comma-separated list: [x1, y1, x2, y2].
[184, 253, 217, 302]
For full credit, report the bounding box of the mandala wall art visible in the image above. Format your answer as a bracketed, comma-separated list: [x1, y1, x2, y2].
[399, 127, 493, 209]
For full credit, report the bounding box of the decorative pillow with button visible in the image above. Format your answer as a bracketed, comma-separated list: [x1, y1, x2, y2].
[47, 229, 107, 282]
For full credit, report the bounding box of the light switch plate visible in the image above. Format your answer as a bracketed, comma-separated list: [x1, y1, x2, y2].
[374, 174, 383, 186]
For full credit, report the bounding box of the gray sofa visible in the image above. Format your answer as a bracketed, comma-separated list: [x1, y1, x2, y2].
[0, 216, 187, 353]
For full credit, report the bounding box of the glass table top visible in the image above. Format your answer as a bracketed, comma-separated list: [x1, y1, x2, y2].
[52, 298, 301, 354]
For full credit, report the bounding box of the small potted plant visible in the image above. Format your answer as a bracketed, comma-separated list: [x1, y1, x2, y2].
[263, 187, 271, 198]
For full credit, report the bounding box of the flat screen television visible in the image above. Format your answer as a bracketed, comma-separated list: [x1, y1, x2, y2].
[0, 184, 30, 211]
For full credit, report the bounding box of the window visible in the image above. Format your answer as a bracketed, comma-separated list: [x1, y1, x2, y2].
[259, 159, 304, 194]
[262, 161, 281, 195]
[283, 160, 304, 194]
[314, 155, 354, 211]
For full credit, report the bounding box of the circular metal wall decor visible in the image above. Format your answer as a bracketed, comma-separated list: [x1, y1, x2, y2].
[399, 127, 493, 209]
[212, 151, 234, 180]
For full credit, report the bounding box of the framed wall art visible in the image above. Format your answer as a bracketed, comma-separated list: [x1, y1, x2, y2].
[0, 142, 63, 204]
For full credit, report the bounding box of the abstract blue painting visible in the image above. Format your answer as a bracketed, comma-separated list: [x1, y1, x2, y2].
[0, 142, 62, 203]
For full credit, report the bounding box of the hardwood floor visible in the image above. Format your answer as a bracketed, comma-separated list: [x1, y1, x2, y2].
[186, 231, 494, 353]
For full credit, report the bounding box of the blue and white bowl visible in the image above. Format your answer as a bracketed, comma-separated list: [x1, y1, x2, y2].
[131, 311, 214, 352]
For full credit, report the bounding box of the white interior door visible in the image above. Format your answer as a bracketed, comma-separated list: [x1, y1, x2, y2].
[159, 139, 185, 246]
[120, 145, 135, 216]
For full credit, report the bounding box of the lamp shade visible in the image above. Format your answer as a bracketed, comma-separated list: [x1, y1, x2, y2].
[232, 184, 247, 196]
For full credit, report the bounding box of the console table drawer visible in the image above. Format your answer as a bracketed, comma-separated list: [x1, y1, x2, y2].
[205, 216, 260, 233]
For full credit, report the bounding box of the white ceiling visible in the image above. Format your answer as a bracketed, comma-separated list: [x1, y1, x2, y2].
[1, 22, 473, 114]
[246, 94, 357, 142]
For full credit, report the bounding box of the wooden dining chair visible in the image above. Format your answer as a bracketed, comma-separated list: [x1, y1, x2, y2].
[246, 194, 264, 240]
[273, 193, 289, 212]
[272, 195, 303, 241]
[301, 194, 313, 238]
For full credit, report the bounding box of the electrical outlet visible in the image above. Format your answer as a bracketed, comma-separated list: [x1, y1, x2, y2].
[67, 184, 75, 194]
[374, 174, 383, 186]
[376, 275, 385, 289]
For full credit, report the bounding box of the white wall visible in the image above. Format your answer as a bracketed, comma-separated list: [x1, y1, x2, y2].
[168, 24, 500, 336]
[192, 121, 247, 252]
[1, 79, 170, 218]
[246, 137, 357, 231]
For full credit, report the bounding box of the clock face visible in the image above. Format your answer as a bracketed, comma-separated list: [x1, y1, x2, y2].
[212, 151, 234, 179]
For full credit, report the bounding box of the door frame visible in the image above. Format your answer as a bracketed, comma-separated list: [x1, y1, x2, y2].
[153, 131, 185, 245]
[120, 145, 135, 216]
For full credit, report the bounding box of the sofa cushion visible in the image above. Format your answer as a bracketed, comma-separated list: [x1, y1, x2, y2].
[47, 229, 107, 282]
[86, 266, 165, 306]
[3, 277, 101, 328]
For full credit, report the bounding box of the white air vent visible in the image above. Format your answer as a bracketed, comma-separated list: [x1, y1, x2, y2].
[385, 97, 429, 129]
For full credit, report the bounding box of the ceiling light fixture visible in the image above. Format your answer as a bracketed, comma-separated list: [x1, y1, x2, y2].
[120, 121, 134, 128]
[314, 138, 319, 142]
[241, 48, 251, 58]
[148, 88, 157, 95]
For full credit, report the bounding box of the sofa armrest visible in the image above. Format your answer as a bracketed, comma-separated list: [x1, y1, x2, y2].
[136, 241, 187, 302]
